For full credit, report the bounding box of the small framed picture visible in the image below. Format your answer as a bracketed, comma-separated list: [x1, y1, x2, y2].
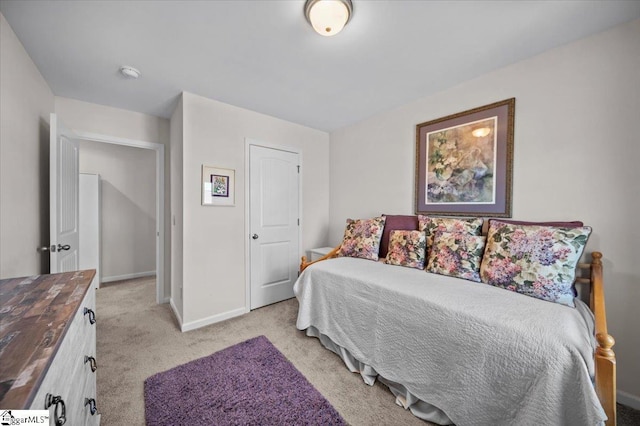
[211, 174, 229, 198]
[202, 165, 235, 206]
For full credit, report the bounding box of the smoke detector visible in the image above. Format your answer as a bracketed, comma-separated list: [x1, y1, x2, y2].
[119, 65, 141, 79]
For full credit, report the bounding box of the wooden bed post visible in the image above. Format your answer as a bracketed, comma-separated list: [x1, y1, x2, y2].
[300, 255, 309, 273]
[591, 252, 617, 426]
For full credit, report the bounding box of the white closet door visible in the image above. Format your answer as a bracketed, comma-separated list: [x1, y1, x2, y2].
[249, 145, 299, 309]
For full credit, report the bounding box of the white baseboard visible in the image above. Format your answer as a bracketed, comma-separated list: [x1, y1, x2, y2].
[181, 307, 248, 332]
[102, 271, 156, 283]
[169, 297, 183, 328]
[618, 390, 640, 410]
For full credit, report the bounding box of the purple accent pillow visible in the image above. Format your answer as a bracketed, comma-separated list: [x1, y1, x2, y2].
[379, 214, 419, 258]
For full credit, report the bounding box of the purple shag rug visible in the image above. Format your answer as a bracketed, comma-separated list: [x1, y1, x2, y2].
[144, 335, 346, 425]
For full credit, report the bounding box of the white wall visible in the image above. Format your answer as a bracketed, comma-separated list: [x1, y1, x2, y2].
[55, 97, 171, 296]
[176, 92, 330, 326]
[0, 13, 54, 278]
[79, 141, 156, 281]
[329, 19, 640, 402]
[55, 97, 170, 143]
[170, 96, 184, 320]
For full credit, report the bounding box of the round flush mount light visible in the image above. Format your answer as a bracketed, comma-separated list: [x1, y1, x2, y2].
[119, 65, 141, 79]
[304, 0, 353, 37]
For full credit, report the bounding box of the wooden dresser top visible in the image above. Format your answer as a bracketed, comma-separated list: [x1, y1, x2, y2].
[0, 270, 95, 408]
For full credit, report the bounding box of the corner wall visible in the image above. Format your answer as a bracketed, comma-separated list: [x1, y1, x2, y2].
[0, 12, 54, 278]
[170, 96, 184, 321]
[178, 92, 330, 326]
[329, 19, 640, 402]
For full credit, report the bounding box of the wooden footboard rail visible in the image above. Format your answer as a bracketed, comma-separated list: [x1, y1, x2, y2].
[300, 245, 341, 273]
[301, 249, 616, 424]
[579, 252, 617, 425]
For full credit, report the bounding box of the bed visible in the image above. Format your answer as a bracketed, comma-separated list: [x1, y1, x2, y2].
[294, 218, 616, 426]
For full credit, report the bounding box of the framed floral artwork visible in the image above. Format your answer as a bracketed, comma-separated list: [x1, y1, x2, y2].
[415, 98, 515, 217]
[202, 165, 235, 206]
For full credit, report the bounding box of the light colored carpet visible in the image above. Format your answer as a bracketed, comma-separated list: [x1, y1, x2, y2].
[96, 277, 640, 426]
[96, 277, 428, 425]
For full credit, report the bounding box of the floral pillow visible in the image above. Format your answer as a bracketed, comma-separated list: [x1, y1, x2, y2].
[384, 230, 427, 269]
[480, 221, 592, 307]
[418, 216, 484, 252]
[426, 232, 486, 282]
[379, 214, 419, 258]
[337, 216, 386, 261]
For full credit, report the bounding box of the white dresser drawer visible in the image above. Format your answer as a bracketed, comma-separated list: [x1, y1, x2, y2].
[81, 364, 100, 426]
[29, 285, 99, 425]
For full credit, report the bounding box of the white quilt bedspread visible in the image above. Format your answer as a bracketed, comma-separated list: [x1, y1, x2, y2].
[294, 257, 606, 426]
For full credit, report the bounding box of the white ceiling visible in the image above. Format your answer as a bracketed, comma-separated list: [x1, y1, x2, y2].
[2, 1, 639, 132]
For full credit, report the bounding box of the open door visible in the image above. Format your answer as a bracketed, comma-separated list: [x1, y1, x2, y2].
[49, 113, 80, 273]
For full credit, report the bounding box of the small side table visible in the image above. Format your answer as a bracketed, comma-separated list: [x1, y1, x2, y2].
[309, 246, 334, 261]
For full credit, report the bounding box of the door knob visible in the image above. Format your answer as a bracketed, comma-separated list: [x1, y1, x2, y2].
[39, 245, 67, 252]
[252, 234, 259, 240]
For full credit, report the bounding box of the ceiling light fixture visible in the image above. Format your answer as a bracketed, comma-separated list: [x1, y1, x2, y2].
[304, 0, 353, 37]
[119, 65, 141, 79]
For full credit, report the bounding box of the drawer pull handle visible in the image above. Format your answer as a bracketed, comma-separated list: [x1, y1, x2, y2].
[84, 307, 96, 324]
[85, 355, 97, 372]
[85, 398, 98, 415]
[45, 393, 66, 425]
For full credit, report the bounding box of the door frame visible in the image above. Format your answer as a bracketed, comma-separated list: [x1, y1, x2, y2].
[244, 138, 302, 311]
[73, 130, 166, 304]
